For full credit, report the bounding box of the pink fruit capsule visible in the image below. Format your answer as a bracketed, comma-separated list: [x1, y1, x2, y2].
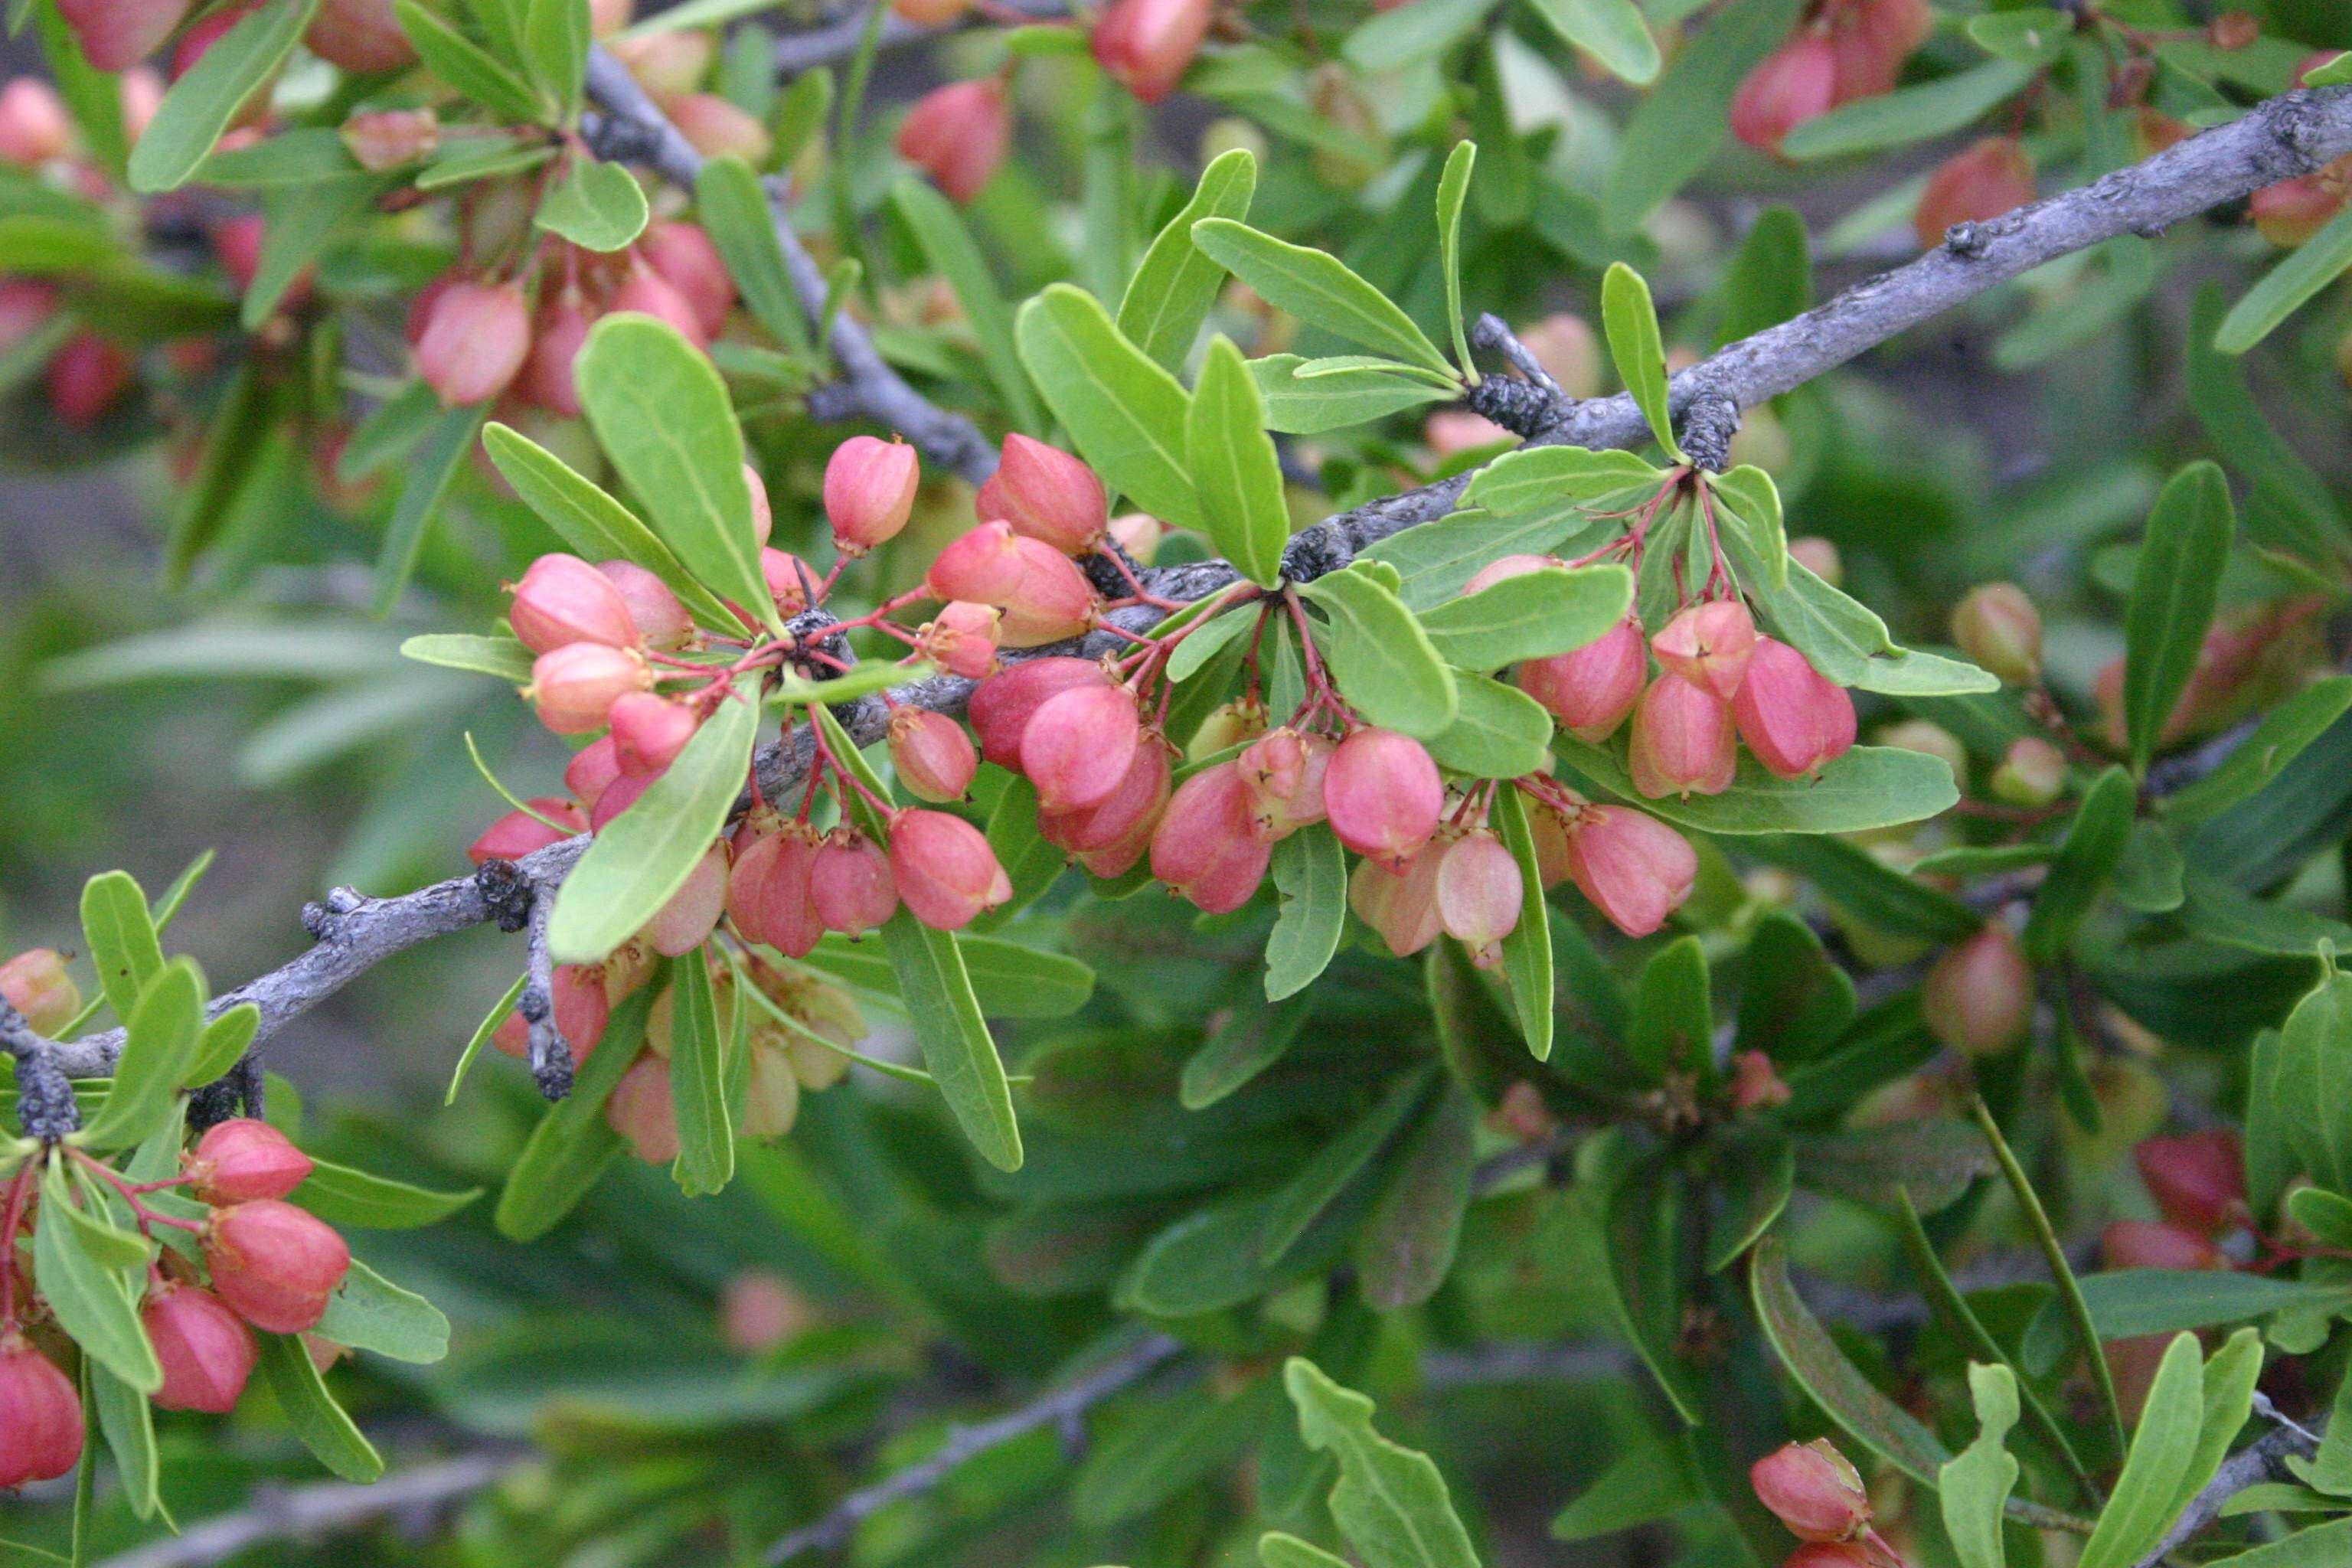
[1561, 805, 1695, 938]
[639, 220, 736, 338]
[305, 0, 416, 70]
[1040, 733, 1172, 855]
[1730, 637, 1854, 780]
[1149, 762, 1272, 913]
[0, 948, 81, 1035]
[1628, 674, 1737, 799]
[2135, 1131, 2246, 1238]
[928, 520, 1029, 604]
[1914, 136, 2036, 250]
[143, 1284, 257, 1414]
[919, 601, 1001, 679]
[0, 1331, 83, 1487]
[968, 657, 1110, 768]
[1348, 841, 1446, 958]
[415, 279, 531, 407]
[756, 822, 828, 958]
[596, 560, 696, 650]
[1749, 1440, 1871, 1544]
[1922, 924, 2032, 1058]
[1238, 727, 1332, 841]
[1651, 598, 1757, 701]
[525, 643, 652, 734]
[565, 737, 626, 811]
[645, 842, 728, 956]
[469, 800, 588, 864]
[1434, 829, 1522, 969]
[0, 80, 71, 168]
[606, 1051, 681, 1162]
[995, 537, 1098, 648]
[1322, 728, 1443, 869]
[608, 691, 701, 775]
[202, 1200, 351, 1334]
[1730, 33, 1837, 156]
[811, 831, 899, 936]
[56, 0, 193, 72]
[896, 79, 1009, 204]
[887, 810, 1011, 929]
[975, 433, 1107, 556]
[339, 106, 437, 172]
[1091, 0, 1213, 104]
[890, 707, 979, 802]
[511, 553, 641, 655]
[1518, 615, 1648, 743]
[825, 435, 921, 554]
[1021, 681, 1142, 811]
[517, 291, 593, 418]
[184, 1118, 313, 1204]
[609, 263, 708, 349]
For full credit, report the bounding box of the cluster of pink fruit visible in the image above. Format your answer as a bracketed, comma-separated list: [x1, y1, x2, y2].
[0, 1119, 351, 1488]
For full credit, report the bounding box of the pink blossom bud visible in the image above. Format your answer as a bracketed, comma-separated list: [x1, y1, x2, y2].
[928, 521, 1028, 604]
[1628, 674, 1737, 799]
[1750, 1439, 1870, 1544]
[663, 90, 773, 162]
[1732, 637, 1855, 780]
[1730, 1049, 1791, 1112]
[897, 80, 1010, 204]
[517, 290, 593, 417]
[890, 707, 979, 802]
[0, 1332, 82, 1488]
[1349, 842, 1446, 957]
[1435, 829, 1522, 969]
[596, 559, 695, 650]
[0, 948, 81, 1036]
[1238, 726, 1332, 841]
[1990, 736, 2064, 807]
[511, 552, 641, 654]
[143, 1283, 257, 1414]
[606, 1051, 681, 1162]
[305, 0, 416, 70]
[48, 332, 131, 428]
[1150, 762, 1272, 913]
[645, 842, 728, 956]
[888, 809, 1011, 929]
[1921, 924, 2032, 1058]
[339, 106, 437, 172]
[609, 263, 708, 348]
[919, 601, 1001, 678]
[1021, 681, 1142, 810]
[1651, 598, 1757, 701]
[640, 220, 736, 339]
[1730, 34, 1837, 155]
[1041, 733, 1172, 856]
[812, 830, 900, 936]
[969, 656, 1109, 767]
[2102, 1219, 2229, 1272]
[1562, 805, 1695, 938]
[565, 737, 625, 811]
[416, 280, 531, 407]
[825, 435, 920, 553]
[1915, 136, 2036, 249]
[202, 1200, 351, 1334]
[975, 433, 1107, 555]
[1323, 728, 1443, 869]
[2135, 1132, 2246, 1237]
[1949, 583, 2041, 686]
[997, 537, 1099, 647]
[1824, 5, 1900, 100]
[1092, 0, 1212, 104]
[185, 1118, 313, 1204]
[57, 0, 193, 71]
[0, 80, 70, 168]
[1109, 511, 1163, 563]
[1188, 697, 1267, 761]
[1518, 615, 1648, 743]
[607, 692, 700, 775]
[525, 642, 652, 734]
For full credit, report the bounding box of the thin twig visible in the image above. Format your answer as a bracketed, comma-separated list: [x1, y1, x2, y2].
[91, 1451, 523, 1568]
[770, 0, 1070, 78]
[2132, 1419, 2325, 1568]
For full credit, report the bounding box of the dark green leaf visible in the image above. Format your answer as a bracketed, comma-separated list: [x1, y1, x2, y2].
[494, 981, 655, 1240]
[668, 946, 734, 1194]
[1283, 1357, 1481, 1568]
[35, 1161, 160, 1393]
[254, 1332, 384, 1481]
[129, 0, 322, 192]
[1753, 1234, 1952, 1488]
[1354, 1083, 1475, 1311]
[372, 403, 486, 616]
[1601, 0, 1803, 234]
[393, 0, 544, 122]
[2123, 463, 2236, 770]
[291, 1157, 482, 1229]
[1181, 990, 1314, 1108]
[2022, 766, 2136, 960]
[1259, 1066, 1432, 1265]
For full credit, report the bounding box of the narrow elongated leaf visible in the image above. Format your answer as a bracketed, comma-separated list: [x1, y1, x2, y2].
[2177, 1330, 2263, 1521]
[1601, 0, 1803, 233]
[291, 1158, 481, 1229]
[1251, 354, 1450, 435]
[2124, 462, 2235, 770]
[1457, 444, 1663, 518]
[1341, 0, 1499, 70]
[1490, 785, 1553, 1060]
[2077, 1334, 2207, 1568]
[1355, 1083, 1475, 1311]
[2164, 678, 2352, 823]
[1753, 1236, 1952, 1488]
[1416, 564, 1631, 671]
[1191, 219, 1453, 377]
[186, 1003, 260, 1087]
[254, 1332, 384, 1482]
[1524, 0, 1658, 83]
[1782, 59, 2037, 160]
[1259, 1066, 1432, 1266]
[1600, 263, 1682, 459]
[35, 1162, 160, 1393]
[1119, 147, 1256, 372]
[79, 870, 163, 1024]
[1435, 141, 1477, 377]
[1015, 283, 1199, 524]
[2216, 200, 2352, 354]
[2205, 1522, 2352, 1566]
[803, 930, 1093, 1018]
[695, 155, 808, 353]
[1719, 207, 1811, 345]
[892, 178, 1044, 432]
[2185, 286, 2348, 566]
[88, 1363, 160, 1520]
[128, 0, 321, 192]
[534, 158, 647, 251]
[1556, 738, 1958, 835]
[312, 1256, 451, 1363]
[2022, 766, 2135, 961]
[1298, 566, 1457, 738]
[372, 403, 485, 616]
[1939, 1364, 2020, 1568]
[668, 947, 734, 1194]
[1189, 335, 1292, 588]
[495, 981, 655, 1240]
[523, 0, 590, 114]
[80, 960, 203, 1152]
[1182, 989, 1314, 1108]
[393, 0, 543, 121]
[1266, 825, 1347, 1000]
[1283, 1358, 1481, 1568]
[400, 633, 535, 683]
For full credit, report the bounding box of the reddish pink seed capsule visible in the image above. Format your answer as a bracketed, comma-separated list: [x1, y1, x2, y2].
[1040, 733, 1172, 855]
[56, 0, 193, 72]
[1732, 637, 1855, 780]
[511, 553, 641, 655]
[762, 547, 818, 616]
[812, 831, 900, 937]
[928, 520, 1029, 605]
[185, 1118, 314, 1205]
[1915, 136, 2037, 250]
[591, 766, 661, 831]
[825, 435, 921, 554]
[1562, 805, 1696, 938]
[968, 657, 1110, 768]
[468, 799, 586, 866]
[1349, 840, 1446, 958]
[1238, 727, 1331, 841]
[596, 560, 696, 651]
[888, 809, 1012, 930]
[920, 602, 1001, 679]
[895, 79, 1010, 204]
[1921, 924, 2032, 1058]
[1092, 0, 1213, 104]
[202, 1200, 351, 1334]
[517, 291, 593, 418]
[1520, 616, 1648, 743]
[645, 842, 728, 956]
[1628, 674, 1738, 799]
[1150, 762, 1272, 913]
[756, 822, 829, 958]
[415, 279, 531, 407]
[0, 281, 57, 354]
[2134, 1131, 2246, 1238]
[0, 80, 71, 168]
[608, 692, 701, 775]
[1749, 1439, 1871, 1544]
[1651, 598, 1758, 701]
[47, 332, 131, 428]
[890, 707, 980, 803]
[1782, 1545, 1877, 1568]
[0, 947, 81, 1036]
[0, 1331, 83, 1487]
[996, 537, 1099, 648]
[606, 1052, 681, 1163]
[1730, 33, 1838, 155]
[975, 433, 1107, 556]
[1021, 682, 1142, 811]
[662, 90, 773, 162]
[304, 0, 416, 71]
[639, 220, 736, 339]
[2102, 1219, 2230, 1272]
[726, 821, 786, 949]
[565, 736, 626, 812]
[339, 106, 438, 172]
[1462, 552, 1560, 595]
[609, 263, 709, 349]
[548, 963, 610, 1061]
[1435, 829, 1522, 969]
[1322, 728, 1444, 869]
[143, 1284, 258, 1414]
[526, 643, 651, 735]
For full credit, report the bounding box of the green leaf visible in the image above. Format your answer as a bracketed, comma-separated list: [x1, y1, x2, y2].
[1968, 8, 2071, 65]
[1752, 1234, 1952, 1488]
[1250, 354, 1452, 435]
[1191, 218, 1454, 379]
[1188, 335, 1293, 589]
[88, 1363, 160, 1521]
[2165, 678, 2352, 823]
[694, 155, 808, 354]
[1354, 1082, 1476, 1311]
[495, 981, 656, 1240]
[666, 948, 734, 1195]
[399, 633, 536, 684]
[79, 870, 163, 1024]
[2027, 1270, 2352, 1364]
[1435, 141, 1478, 378]
[35, 1162, 160, 1393]
[312, 1256, 451, 1363]
[2185, 286, 2348, 566]
[1266, 825, 1348, 1001]
[1523, 0, 1658, 83]
[548, 676, 757, 963]
[372, 403, 486, 616]
[2077, 1334, 2207, 1568]
[1490, 784, 1553, 1060]
[290, 1158, 481, 1229]
[534, 158, 648, 251]
[79, 960, 203, 1152]
[1259, 1066, 1433, 1266]
[2177, 1330, 2263, 1521]
[254, 1332, 384, 1482]
[1298, 565, 1458, 739]
[1586, 1151, 1697, 1423]
[2216, 201, 2352, 354]
[2205, 1522, 2352, 1566]
[1426, 673, 1553, 779]
[128, 0, 321, 192]
[522, 0, 590, 115]
[891, 178, 1044, 433]
[1181, 989, 1314, 1108]
[804, 930, 1093, 1018]
[186, 1003, 260, 1087]
[1555, 737, 1959, 835]
[1261, 1534, 1353, 1568]
[1118, 147, 1256, 373]
[2022, 766, 2136, 961]
[1601, 0, 1803, 234]
[1340, 0, 1502, 72]
[480, 422, 745, 632]
[575, 313, 775, 629]
[2124, 462, 2236, 770]
[1939, 1364, 2021, 1568]
[1015, 283, 1200, 525]
[1705, 1129, 1792, 1270]
[2303, 53, 2352, 87]
[246, 174, 389, 328]
[1458, 444, 1663, 519]
[1283, 1358, 1481, 1568]
[1783, 59, 2036, 160]
[1416, 564, 1632, 671]
[393, 0, 544, 122]
[1628, 935, 1710, 1082]
[1710, 463, 1788, 590]
[1719, 207, 1811, 345]
[1600, 263, 1682, 459]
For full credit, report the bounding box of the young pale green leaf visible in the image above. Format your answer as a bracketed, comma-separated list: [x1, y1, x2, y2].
[2022, 766, 2136, 961]
[1354, 1082, 1476, 1311]
[2175, 1329, 2264, 1521]
[534, 158, 648, 251]
[1259, 1066, 1432, 1266]
[1165, 596, 1256, 683]
[2124, 462, 2236, 771]
[522, 0, 590, 114]
[1188, 335, 1292, 588]
[1340, 0, 1500, 70]
[1191, 218, 1455, 379]
[35, 1161, 161, 1393]
[1783, 59, 2037, 160]
[79, 959, 203, 1152]
[254, 1332, 384, 1482]
[1425, 672, 1553, 779]
[1601, 0, 1802, 233]
[371, 403, 485, 616]
[2076, 1333, 2207, 1568]
[1435, 141, 1478, 378]
[2215, 201, 2352, 354]
[1752, 1236, 1952, 1487]
[393, 0, 544, 122]
[548, 678, 756, 963]
[668, 946, 735, 1195]
[1118, 146, 1256, 372]
[494, 981, 655, 1240]
[80, 869, 163, 1024]
[185, 1002, 260, 1087]
[1283, 1357, 1481, 1568]
[399, 633, 535, 684]
[1266, 824, 1347, 1001]
[574, 314, 775, 630]
[1600, 263, 1682, 459]
[312, 1256, 451, 1363]
[1298, 566, 1458, 739]
[1416, 563, 1632, 671]
[128, 0, 321, 192]
[1939, 1364, 2021, 1568]
[1250, 354, 1452, 435]
[1015, 283, 1200, 525]
[1968, 8, 2071, 64]
[1490, 785, 1553, 1060]
[87, 1362, 160, 1521]
[2305, 52, 2352, 87]
[1556, 738, 1959, 835]
[291, 1157, 482, 1229]
[892, 178, 1044, 432]
[1523, 0, 1658, 83]
[1709, 464, 1789, 589]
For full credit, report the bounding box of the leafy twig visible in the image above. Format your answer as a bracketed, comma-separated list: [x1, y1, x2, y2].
[2131, 1419, 2325, 1568]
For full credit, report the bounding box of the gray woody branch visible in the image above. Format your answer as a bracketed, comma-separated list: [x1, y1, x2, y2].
[769, 0, 1070, 79]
